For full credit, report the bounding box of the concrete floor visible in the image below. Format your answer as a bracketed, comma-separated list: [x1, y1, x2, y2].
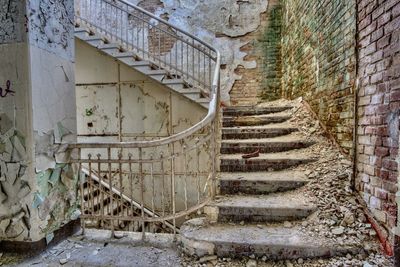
[6, 230, 182, 267]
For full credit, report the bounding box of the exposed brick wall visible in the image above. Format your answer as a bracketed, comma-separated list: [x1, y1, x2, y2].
[281, 0, 357, 155]
[230, 0, 282, 106]
[136, 0, 177, 55]
[356, 0, 400, 249]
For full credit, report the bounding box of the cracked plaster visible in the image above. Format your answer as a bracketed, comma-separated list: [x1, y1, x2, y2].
[0, 0, 26, 44]
[127, 0, 268, 104]
[0, 0, 78, 242]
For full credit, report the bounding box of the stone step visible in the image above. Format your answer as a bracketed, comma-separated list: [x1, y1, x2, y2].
[223, 114, 291, 127]
[220, 152, 317, 172]
[180, 218, 362, 259]
[219, 171, 308, 195]
[223, 106, 292, 116]
[205, 194, 316, 223]
[222, 124, 298, 139]
[220, 135, 315, 154]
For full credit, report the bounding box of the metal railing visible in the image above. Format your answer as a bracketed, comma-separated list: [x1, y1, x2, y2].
[75, 0, 217, 92]
[72, 0, 221, 238]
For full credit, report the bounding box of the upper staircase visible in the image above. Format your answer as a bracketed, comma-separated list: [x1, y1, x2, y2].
[75, 0, 216, 108]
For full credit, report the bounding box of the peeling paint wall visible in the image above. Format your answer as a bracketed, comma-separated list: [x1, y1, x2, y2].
[0, 0, 77, 243]
[0, 0, 26, 43]
[128, 0, 269, 105]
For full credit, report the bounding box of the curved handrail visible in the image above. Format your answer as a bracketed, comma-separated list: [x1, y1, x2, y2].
[72, 0, 221, 149]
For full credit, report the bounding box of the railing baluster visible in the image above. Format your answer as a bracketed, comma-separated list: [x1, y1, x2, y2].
[150, 155, 155, 220]
[183, 142, 188, 211]
[139, 148, 145, 240]
[118, 151, 123, 229]
[107, 147, 114, 237]
[160, 152, 165, 228]
[78, 148, 85, 234]
[97, 154, 103, 225]
[196, 142, 200, 205]
[171, 154, 176, 237]
[128, 153, 133, 231]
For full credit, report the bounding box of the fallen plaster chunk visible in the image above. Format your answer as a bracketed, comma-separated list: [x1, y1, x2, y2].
[11, 135, 26, 161]
[11, 211, 25, 224]
[17, 185, 31, 199]
[5, 163, 20, 185]
[36, 154, 56, 172]
[46, 232, 55, 244]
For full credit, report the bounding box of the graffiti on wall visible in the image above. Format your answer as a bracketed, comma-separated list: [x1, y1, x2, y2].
[0, 80, 15, 98]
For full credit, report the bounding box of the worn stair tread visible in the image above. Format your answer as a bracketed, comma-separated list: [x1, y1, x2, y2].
[219, 170, 307, 182]
[220, 151, 316, 160]
[220, 134, 315, 154]
[218, 171, 308, 194]
[221, 133, 312, 144]
[223, 113, 292, 127]
[224, 111, 292, 119]
[180, 218, 361, 259]
[223, 106, 293, 116]
[222, 122, 296, 130]
[212, 193, 315, 210]
[221, 123, 299, 140]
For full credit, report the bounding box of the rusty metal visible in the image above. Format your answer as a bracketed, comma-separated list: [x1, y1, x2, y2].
[73, 0, 221, 234]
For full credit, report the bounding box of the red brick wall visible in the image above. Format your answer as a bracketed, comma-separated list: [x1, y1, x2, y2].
[356, 0, 400, 248]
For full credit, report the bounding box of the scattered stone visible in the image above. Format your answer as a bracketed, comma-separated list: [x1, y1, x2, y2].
[246, 259, 257, 267]
[199, 255, 218, 263]
[59, 258, 68, 265]
[283, 221, 292, 228]
[332, 226, 344, 235]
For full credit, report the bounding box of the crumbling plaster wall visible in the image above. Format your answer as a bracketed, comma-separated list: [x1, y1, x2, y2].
[129, 0, 269, 105]
[0, 0, 77, 243]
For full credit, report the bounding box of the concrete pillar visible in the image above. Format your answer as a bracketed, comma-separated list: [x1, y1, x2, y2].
[0, 0, 78, 247]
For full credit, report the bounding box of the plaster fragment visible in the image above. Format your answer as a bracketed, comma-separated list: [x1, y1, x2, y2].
[46, 232, 54, 244]
[35, 131, 56, 157]
[0, 184, 7, 203]
[33, 192, 45, 209]
[36, 154, 56, 172]
[5, 163, 20, 185]
[10, 134, 26, 161]
[49, 166, 62, 186]
[0, 113, 12, 135]
[11, 211, 25, 225]
[17, 185, 31, 199]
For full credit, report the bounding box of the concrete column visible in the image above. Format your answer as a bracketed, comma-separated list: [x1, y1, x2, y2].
[0, 0, 78, 246]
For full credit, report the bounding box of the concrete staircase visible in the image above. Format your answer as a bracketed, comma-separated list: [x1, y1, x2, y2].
[74, 25, 210, 108]
[82, 180, 170, 233]
[180, 105, 362, 260]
